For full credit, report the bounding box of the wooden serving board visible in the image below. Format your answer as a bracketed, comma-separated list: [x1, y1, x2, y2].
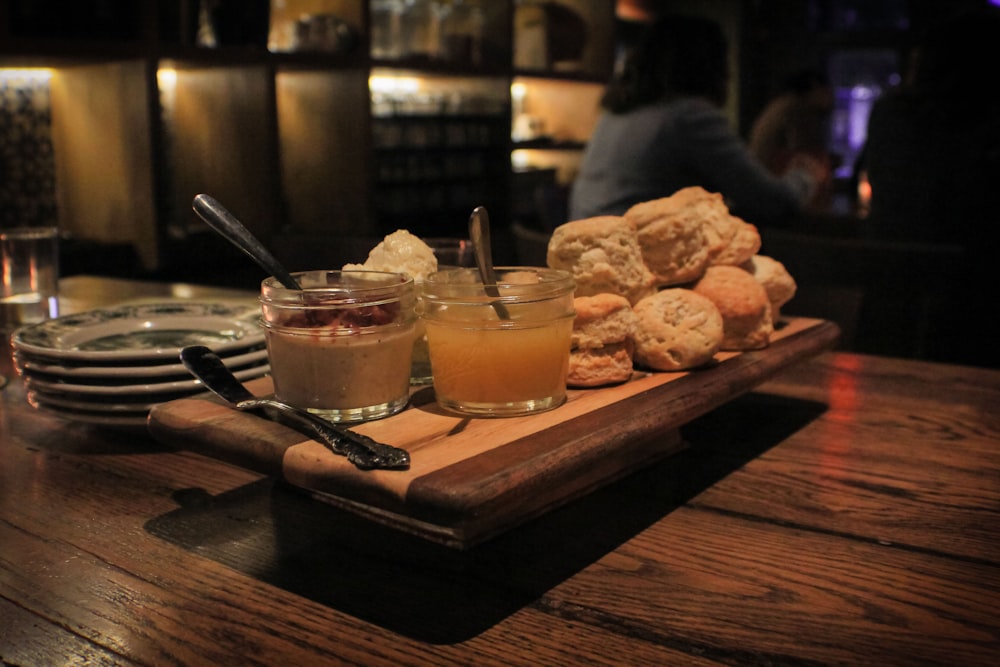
[148, 317, 839, 548]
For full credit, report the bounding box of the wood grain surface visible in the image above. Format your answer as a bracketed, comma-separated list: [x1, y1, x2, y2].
[148, 317, 838, 547]
[2, 277, 998, 666]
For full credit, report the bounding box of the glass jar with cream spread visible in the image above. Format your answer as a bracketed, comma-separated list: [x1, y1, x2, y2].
[260, 270, 417, 423]
[419, 266, 575, 417]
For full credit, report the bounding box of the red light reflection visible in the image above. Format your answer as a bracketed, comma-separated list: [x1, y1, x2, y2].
[817, 355, 863, 464]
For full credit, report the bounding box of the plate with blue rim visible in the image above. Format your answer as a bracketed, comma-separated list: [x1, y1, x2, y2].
[12, 345, 268, 379]
[11, 302, 265, 365]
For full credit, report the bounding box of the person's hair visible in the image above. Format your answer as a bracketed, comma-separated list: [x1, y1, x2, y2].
[602, 15, 729, 113]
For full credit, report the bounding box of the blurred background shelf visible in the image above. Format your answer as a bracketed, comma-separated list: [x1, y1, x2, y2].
[0, 0, 619, 283]
[1, 0, 984, 337]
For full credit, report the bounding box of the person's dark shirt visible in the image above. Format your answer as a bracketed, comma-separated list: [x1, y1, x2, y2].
[863, 92, 1000, 266]
[860, 89, 1000, 367]
[569, 96, 814, 223]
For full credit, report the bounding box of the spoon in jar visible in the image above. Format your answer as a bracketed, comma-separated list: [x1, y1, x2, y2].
[192, 194, 302, 290]
[468, 206, 511, 319]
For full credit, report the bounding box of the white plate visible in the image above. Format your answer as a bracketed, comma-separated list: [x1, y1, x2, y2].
[26, 388, 162, 414]
[22, 364, 269, 397]
[13, 346, 268, 379]
[26, 398, 150, 428]
[12, 302, 265, 364]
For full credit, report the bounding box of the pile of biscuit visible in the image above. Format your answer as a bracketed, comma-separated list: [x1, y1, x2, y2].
[546, 186, 797, 387]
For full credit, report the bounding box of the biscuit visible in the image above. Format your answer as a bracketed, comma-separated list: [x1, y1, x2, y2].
[639, 186, 760, 267]
[655, 187, 736, 263]
[742, 254, 796, 319]
[624, 197, 712, 286]
[631, 288, 723, 371]
[692, 265, 773, 350]
[567, 341, 635, 387]
[571, 294, 637, 349]
[712, 216, 761, 266]
[546, 216, 656, 304]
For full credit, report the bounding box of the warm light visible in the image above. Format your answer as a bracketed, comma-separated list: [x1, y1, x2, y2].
[0, 68, 53, 83]
[369, 75, 420, 95]
[511, 81, 527, 117]
[157, 68, 177, 117]
[856, 169, 872, 212]
[157, 67, 177, 90]
[856, 169, 872, 218]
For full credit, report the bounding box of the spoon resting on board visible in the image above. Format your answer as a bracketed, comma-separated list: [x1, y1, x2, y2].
[180, 345, 410, 471]
[468, 206, 511, 320]
[192, 194, 302, 290]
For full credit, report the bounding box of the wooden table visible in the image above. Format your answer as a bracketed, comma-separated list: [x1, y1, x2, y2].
[2, 276, 998, 665]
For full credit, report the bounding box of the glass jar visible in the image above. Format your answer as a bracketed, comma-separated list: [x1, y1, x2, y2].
[409, 238, 475, 386]
[419, 267, 575, 416]
[370, 0, 406, 59]
[260, 270, 417, 423]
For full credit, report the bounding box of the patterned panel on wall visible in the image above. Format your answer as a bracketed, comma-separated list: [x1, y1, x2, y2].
[0, 70, 58, 229]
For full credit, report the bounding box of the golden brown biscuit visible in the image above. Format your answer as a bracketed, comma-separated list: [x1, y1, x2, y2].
[571, 294, 637, 349]
[712, 216, 761, 266]
[658, 187, 736, 263]
[631, 288, 723, 371]
[692, 265, 773, 350]
[624, 197, 712, 286]
[742, 254, 796, 319]
[546, 216, 656, 304]
[639, 186, 760, 267]
[567, 341, 635, 387]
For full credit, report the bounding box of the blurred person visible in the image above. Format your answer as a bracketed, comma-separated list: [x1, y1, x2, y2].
[861, 6, 999, 247]
[857, 5, 1000, 366]
[611, 0, 661, 76]
[749, 68, 836, 177]
[569, 15, 827, 225]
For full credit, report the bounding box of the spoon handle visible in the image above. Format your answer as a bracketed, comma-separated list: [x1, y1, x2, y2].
[237, 397, 410, 470]
[181, 345, 410, 471]
[192, 194, 301, 290]
[469, 206, 511, 319]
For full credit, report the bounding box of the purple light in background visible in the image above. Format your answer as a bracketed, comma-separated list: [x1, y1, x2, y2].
[847, 84, 881, 152]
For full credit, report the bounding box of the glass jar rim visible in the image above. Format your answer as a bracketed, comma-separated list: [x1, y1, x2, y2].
[261, 270, 416, 333]
[420, 266, 575, 306]
[423, 266, 573, 288]
[261, 269, 413, 300]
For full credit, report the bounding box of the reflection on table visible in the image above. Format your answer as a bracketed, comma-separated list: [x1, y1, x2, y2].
[1, 275, 998, 665]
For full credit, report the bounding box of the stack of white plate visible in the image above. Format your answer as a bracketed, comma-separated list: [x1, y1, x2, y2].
[11, 302, 269, 427]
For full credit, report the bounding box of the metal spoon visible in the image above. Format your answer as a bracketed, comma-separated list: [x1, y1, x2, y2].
[468, 206, 511, 319]
[192, 194, 302, 290]
[180, 345, 410, 471]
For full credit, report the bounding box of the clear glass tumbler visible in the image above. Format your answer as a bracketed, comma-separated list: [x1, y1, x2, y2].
[0, 226, 59, 335]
